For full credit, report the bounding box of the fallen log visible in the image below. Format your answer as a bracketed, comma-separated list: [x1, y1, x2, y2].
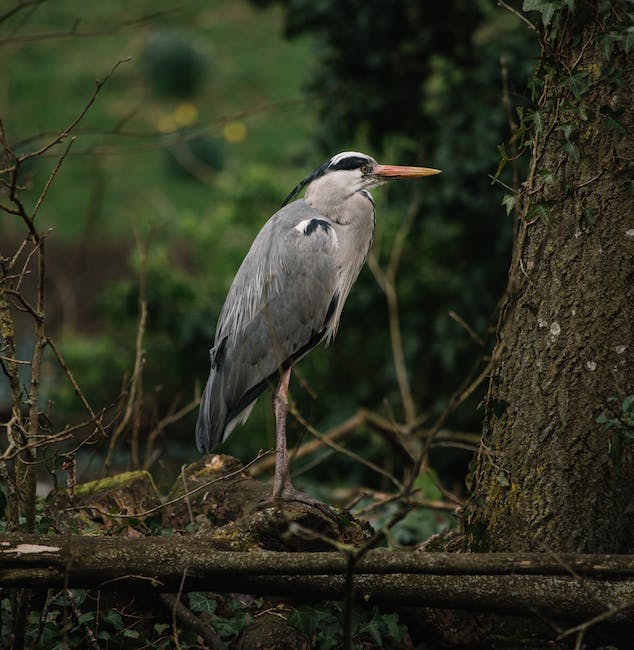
[1, 535, 633, 623]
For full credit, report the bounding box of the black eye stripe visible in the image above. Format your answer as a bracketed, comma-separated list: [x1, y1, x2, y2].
[281, 154, 373, 208]
[329, 156, 371, 171]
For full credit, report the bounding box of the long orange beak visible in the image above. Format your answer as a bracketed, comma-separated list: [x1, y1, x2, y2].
[373, 164, 441, 178]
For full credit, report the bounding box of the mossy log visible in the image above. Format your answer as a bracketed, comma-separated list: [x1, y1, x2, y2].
[1, 537, 633, 624]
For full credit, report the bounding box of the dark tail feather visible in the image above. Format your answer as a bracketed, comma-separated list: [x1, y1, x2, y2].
[195, 369, 226, 453]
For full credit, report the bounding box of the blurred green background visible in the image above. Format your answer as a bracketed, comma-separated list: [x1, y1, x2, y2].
[1, 0, 536, 499]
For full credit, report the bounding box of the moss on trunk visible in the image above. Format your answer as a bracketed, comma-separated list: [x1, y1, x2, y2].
[466, 1, 634, 553]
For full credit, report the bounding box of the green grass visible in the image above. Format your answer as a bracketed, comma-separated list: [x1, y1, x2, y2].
[3, 0, 318, 241]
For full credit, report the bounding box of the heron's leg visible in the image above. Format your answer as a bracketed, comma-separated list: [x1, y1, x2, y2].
[265, 366, 335, 518]
[272, 366, 293, 498]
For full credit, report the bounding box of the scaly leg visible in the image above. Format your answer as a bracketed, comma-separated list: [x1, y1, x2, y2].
[272, 366, 293, 498]
[265, 366, 335, 518]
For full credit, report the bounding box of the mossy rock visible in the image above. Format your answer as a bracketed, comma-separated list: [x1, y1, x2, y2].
[162, 454, 269, 530]
[234, 611, 310, 650]
[45, 470, 161, 533]
[206, 500, 373, 552]
[163, 454, 373, 550]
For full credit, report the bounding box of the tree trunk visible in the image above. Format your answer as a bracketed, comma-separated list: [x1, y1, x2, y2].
[466, 1, 634, 553]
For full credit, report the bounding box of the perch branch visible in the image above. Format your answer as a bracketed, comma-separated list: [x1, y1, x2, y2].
[1, 538, 633, 624]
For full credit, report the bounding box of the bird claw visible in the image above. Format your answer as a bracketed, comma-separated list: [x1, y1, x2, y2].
[255, 488, 338, 521]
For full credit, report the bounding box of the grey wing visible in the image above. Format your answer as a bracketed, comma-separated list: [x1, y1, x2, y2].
[196, 203, 340, 453]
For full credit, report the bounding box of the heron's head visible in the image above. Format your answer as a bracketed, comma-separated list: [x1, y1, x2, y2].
[282, 151, 441, 209]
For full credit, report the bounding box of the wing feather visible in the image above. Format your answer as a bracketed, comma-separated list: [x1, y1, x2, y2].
[196, 202, 340, 452]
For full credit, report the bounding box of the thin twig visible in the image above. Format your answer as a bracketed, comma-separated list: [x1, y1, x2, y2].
[497, 0, 537, 31]
[557, 601, 634, 641]
[0, 12, 172, 45]
[159, 591, 227, 650]
[31, 137, 76, 221]
[5, 93, 329, 163]
[288, 403, 404, 491]
[19, 57, 131, 162]
[0, 0, 45, 24]
[143, 393, 201, 471]
[46, 337, 108, 439]
[171, 568, 188, 650]
[366, 193, 419, 431]
[448, 310, 485, 347]
[65, 589, 100, 650]
[104, 241, 148, 475]
[251, 410, 365, 477]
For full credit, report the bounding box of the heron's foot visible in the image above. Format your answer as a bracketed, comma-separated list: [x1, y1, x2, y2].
[256, 486, 337, 520]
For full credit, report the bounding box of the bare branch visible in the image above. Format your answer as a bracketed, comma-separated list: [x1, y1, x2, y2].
[104, 233, 149, 474]
[448, 310, 485, 347]
[288, 403, 404, 491]
[159, 592, 226, 650]
[0, 0, 45, 25]
[251, 410, 365, 477]
[497, 0, 537, 32]
[366, 207, 419, 429]
[19, 57, 131, 163]
[46, 337, 108, 440]
[31, 136, 75, 221]
[144, 393, 201, 470]
[0, 10, 174, 45]
[6, 93, 327, 161]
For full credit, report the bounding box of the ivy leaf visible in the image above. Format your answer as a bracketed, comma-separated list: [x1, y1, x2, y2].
[361, 618, 383, 644]
[605, 115, 628, 134]
[213, 612, 254, 640]
[39, 623, 61, 646]
[492, 145, 509, 184]
[527, 201, 554, 223]
[560, 140, 579, 162]
[533, 110, 545, 132]
[559, 123, 575, 141]
[539, 170, 557, 186]
[382, 612, 405, 641]
[569, 71, 591, 100]
[77, 612, 95, 626]
[502, 194, 516, 217]
[188, 592, 217, 615]
[522, 0, 558, 26]
[496, 473, 510, 487]
[101, 609, 124, 631]
[600, 32, 623, 59]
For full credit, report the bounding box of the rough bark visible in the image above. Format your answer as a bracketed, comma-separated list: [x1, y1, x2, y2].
[1, 536, 633, 624]
[466, 1, 634, 553]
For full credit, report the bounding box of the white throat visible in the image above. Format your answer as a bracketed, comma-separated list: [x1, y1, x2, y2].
[304, 170, 370, 218]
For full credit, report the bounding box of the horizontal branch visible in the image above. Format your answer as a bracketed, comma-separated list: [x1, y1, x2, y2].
[1, 536, 633, 623]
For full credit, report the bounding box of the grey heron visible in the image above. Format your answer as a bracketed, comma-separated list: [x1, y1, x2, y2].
[196, 151, 440, 505]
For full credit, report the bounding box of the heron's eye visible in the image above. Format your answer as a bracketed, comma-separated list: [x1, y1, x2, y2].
[360, 164, 370, 175]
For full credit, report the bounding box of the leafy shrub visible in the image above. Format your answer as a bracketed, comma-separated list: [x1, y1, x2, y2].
[142, 30, 209, 99]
